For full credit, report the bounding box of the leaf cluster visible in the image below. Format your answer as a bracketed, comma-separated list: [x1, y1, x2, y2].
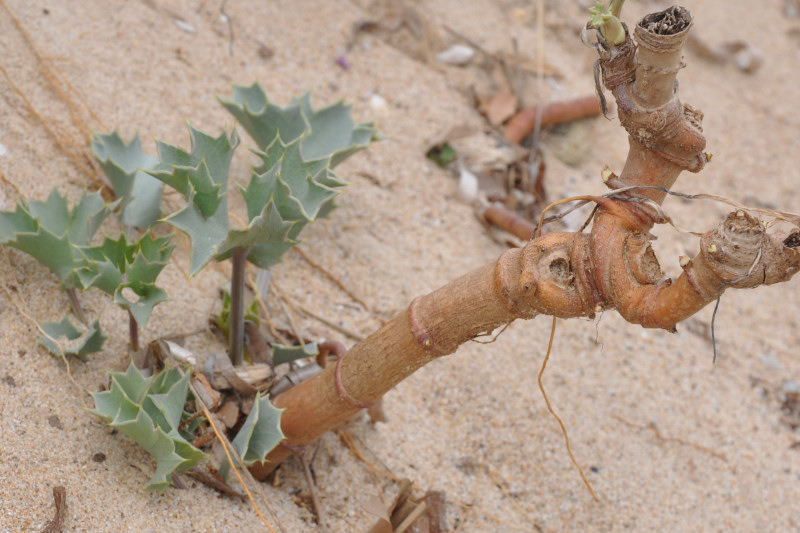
[0, 189, 111, 289]
[142, 83, 380, 273]
[0, 83, 376, 491]
[78, 231, 174, 329]
[89, 364, 204, 490]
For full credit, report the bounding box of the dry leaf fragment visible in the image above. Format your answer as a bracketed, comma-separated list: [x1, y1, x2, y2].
[40, 486, 67, 533]
[485, 90, 518, 126]
[217, 401, 240, 429]
[364, 494, 393, 533]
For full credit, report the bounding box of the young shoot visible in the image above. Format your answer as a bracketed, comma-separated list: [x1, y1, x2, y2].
[589, 0, 627, 45]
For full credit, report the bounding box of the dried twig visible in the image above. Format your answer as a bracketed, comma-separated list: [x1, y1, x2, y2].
[504, 95, 601, 145]
[294, 246, 370, 310]
[294, 447, 328, 530]
[611, 414, 728, 462]
[481, 203, 536, 241]
[338, 430, 404, 482]
[185, 375, 284, 532]
[185, 468, 247, 500]
[485, 468, 544, 530]
[40, 486, 67, 533]
[298, 305, 365, 342]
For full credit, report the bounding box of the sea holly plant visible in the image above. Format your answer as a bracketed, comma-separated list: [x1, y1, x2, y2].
[89, 363, 206, 490]
[77, 233, 174, 351]
[146, 85, 378, 365]
[89, 358, 285, 490]
[0, 186, 174, 355]
[0, 188, 112, 325]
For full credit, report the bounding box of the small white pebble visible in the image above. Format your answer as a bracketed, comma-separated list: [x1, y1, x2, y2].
[174, 19, 196, 33]
[456, 167, 479, 203]
[0, 142, 7, 156]
[735, 48, 763, 74]
[781, 380, 800, 394]
[368, 93, 387, 111]
[437, 44, 475, 66]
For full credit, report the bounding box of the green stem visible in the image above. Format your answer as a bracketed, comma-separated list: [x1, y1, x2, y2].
[129, 309, 139, 352]
[589, 1, 627, 45]
[229, 246, 249, 366]
[66, 288, 87, 326]
[609, 0, 625, 17]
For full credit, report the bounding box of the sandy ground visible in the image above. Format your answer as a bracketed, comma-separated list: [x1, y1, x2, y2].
[1, 0, 799, 531]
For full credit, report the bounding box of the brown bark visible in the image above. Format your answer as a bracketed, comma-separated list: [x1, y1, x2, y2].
[250, 6, 800, 478]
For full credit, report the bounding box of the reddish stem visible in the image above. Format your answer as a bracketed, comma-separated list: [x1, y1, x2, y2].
[503, 95, 601, 145]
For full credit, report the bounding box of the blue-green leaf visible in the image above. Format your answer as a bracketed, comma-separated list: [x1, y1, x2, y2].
[145, 126, 238, 275]
[0, 189, 112, 289]
[38, 317, 106, 362]
[220, 392, 284, 478]
[91, 131, 163, 229]
[78, 233, 173, 328]
[219, 83, 379, 167]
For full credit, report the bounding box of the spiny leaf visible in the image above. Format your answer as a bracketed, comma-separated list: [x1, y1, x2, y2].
[218, 84, 307, 150]
[38, 317, 106, 362]
[78, 234, 173, 328]
[220, 392, 284, 478]
[0, 189, 112, 288]
[234, 139, 344, 268]
[145, 125, 239, 275]
[149, 125, 239, 204]
[114, 283, 169, 330]
[218, 84, 377, 270]
[271, 342, 319, 366]
[216, 201, 295, 260]
[234, 393, 284, 463]
[296, 93, 377, 166]
[219, 83, 379, 166]
[168, 203, 230, 276]
[89, 364, 204, 490]
[252, 137, 340, 221]
[91, 131, 163, 229]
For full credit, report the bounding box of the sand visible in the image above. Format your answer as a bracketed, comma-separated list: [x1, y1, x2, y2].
[1, 0, 799, 531]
